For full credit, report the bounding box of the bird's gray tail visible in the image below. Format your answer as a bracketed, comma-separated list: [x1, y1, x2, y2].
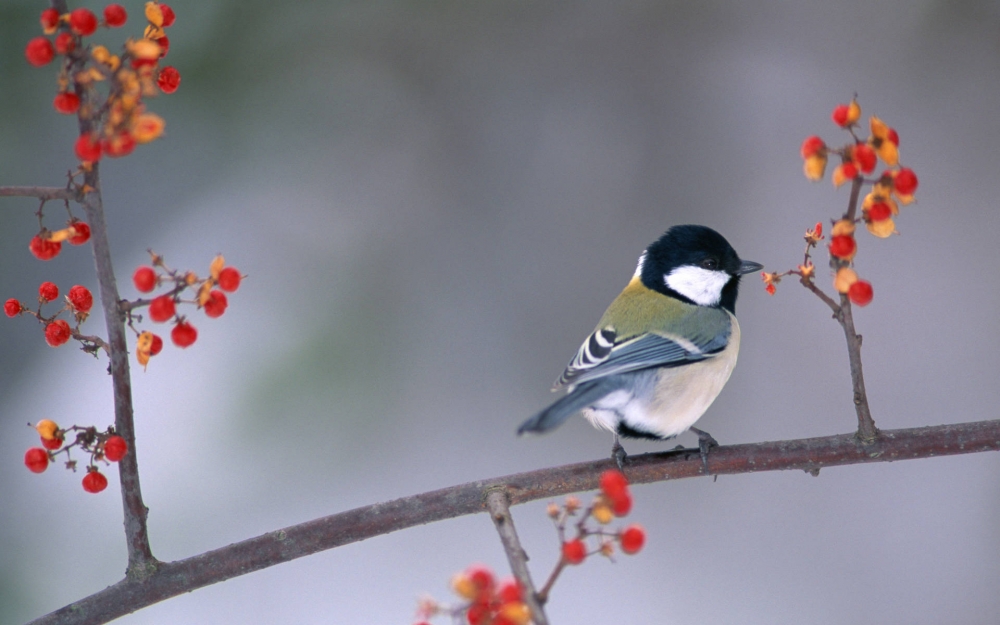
[517, 379, 616, 435]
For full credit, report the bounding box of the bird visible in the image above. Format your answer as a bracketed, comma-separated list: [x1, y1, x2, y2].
[518, 224, 762, 469]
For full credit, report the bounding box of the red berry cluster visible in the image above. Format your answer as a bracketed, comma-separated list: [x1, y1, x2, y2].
[553, 470, 645, 567]
[25, 2, 180, 166]
[415, 566, 531, 625]
[126, 252, 243, 367]
[29, 218, 91, 262]
[765, 98, 920, 307]
[5, 280, 99, 352]
[24, 419, 127, 494]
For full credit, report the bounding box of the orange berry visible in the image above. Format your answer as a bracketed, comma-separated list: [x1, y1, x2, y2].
[171, 321, 197, 347]
[620, 525, 646, 554]
[82, 468, 108, 493]
[68, 285, 93, 313]
[562, 539, 587, 565]
[4, 298, 21, 317]
[25, 37, 54, 67]
[35, 419, 60, 440]
[104, 435, 128, 461]
[148, 295, 176, 322]
[45, 320, 72, 347]
[69, 8, 98, 36]
[24, 448, 49, 473]
[39, 281, 59, 302]
[848, 280, 873, 306]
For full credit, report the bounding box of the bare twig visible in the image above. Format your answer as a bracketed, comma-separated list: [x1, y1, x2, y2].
[0, 186, 76, 201]
[27, 418, 1000, 625]
[484, 489, 549, 625]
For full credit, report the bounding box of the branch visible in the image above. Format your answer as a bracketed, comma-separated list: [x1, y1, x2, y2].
[28, 419, 1000, 625]
[0, 186, 76, 201]
[485, 490, 549, 625]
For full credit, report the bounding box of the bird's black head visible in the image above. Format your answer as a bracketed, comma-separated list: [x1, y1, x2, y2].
[638, 224, 762, 313]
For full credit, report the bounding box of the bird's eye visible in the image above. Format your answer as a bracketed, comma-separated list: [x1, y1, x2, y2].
[701, 257, 718, 270]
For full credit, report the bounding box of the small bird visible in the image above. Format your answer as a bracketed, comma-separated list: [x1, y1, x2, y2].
[518, 225, 762, 468]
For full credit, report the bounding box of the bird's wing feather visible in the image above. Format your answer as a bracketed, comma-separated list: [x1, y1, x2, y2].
[554, 316, 730, 389]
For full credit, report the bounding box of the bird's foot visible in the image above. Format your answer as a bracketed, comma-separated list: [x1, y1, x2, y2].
[689, 427, 718, 474]
[611, 439, 628, 471]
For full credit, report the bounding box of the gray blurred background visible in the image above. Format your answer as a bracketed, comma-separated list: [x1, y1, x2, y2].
[3, 0, 1000, 623]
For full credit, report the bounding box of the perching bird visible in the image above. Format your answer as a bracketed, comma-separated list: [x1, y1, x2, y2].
[518, 225, 762, 468]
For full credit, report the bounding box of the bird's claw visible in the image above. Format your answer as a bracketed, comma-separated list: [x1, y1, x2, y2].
[690, 427, 719, 474]
[611, 439, 628, 471]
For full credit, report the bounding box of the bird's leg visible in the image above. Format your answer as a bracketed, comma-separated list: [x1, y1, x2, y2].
[689, 426, 718, 473]
[611, 433, 628, 471]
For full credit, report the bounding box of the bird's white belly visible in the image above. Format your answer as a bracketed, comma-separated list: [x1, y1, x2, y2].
[582, 315, 740, 439]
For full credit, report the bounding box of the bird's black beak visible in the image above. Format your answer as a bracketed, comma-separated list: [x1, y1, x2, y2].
[736, 259, 764, 275]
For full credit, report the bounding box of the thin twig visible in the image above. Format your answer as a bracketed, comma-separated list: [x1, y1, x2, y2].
[484, 490, 549, 625]
[0, 186, 76, 201]
[27, 418, 1000, 625]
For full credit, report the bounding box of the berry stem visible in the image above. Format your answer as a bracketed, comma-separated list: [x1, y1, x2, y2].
[484, 489, 550, 625]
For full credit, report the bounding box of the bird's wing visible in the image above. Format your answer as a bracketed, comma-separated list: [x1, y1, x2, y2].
[553, 316, 731, 390]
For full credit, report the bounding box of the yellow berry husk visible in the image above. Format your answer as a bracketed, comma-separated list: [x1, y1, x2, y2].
[92, 45, 111, 64]
[876, 140, 899, 167]
[895, 191, 915, 206]
[145, 1, 164, 27]
[798, 262, 815, 279]
[197, 282, 213, 307]
[128, 38, 162, 61]
[210, 255, 226, 281]
[846, 99, 862, 125]
[131, 112, 166, 144]
[869, 116, 889, 140]
[866, 217, 896, 238]
[36, 419, 59, 440]
[143, 24, 165, 40]
[600, 541, 615, 557]
[592, 502, 614, 525]
[49, 227, 76, 243]
[803, 154, 827, 181]
[546, 502, 560, 519]
[565, 496, 581, 513]
[451, 573, 477, 600]
[831, 219, 855, 237]
[498, 602, 532, 625]
[834, 267, 858, 294]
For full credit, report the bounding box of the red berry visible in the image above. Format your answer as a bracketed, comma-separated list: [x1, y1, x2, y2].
[40, 8, 60, 32]
[829, 235, 856, 260]
[848, 280, 873, 306]
[171, 321, 197, 347]
[39, 281, 59, 302]
[841, 161, 858, 180]
[799, 135, 825, 159]
[82, 468, 109, 493]
[45, 319, 72, 347]
[467, 566, 495, 595]
[161, 3, 176, 26]
[103, 4, 127, 27]
[103, 131, 136, 158]
[69, 221, 91, 245]
[831, 104, 850, 127]
[25, 37, 55, 67]
[562, 539, 587, 565]
[886, 127, 899, 147]
[496, 579, 523, 604]
[619, 525, 646, 555]
[157, 66, 180, 93]
[53, 92, 81, 114]
[54, 31, 75, 54]
[24, 448, 49, 473]
[217, 266, 242, 292]
[69, 8, 98, 36]
[867, 202, 892, 222]
[75, 132, 102, 162]
[156, 35, 170, 57]
[133, 266, 157, 292]
[466, 603, 489, 625]
[894, 168, 919, 195]
[41, 435, 63, 451]
[150, 333, 164, 355]
[4, 298, 22, 317]
[68, 285, 93, 313]
[599, 469, 629, 500]
[203, 290, 228, 318]
[611, 492, 633, 516]
[853, 143, 877, 174]
[149, 295, 176, 322]
[29, 235, 62, 260]
[104, 435, 128, 461]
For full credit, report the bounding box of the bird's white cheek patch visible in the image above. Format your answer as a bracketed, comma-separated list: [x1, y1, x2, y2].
[665, 266, 730, 306]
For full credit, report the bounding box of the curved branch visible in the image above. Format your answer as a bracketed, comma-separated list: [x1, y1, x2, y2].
[28, 418, 1000, 625]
